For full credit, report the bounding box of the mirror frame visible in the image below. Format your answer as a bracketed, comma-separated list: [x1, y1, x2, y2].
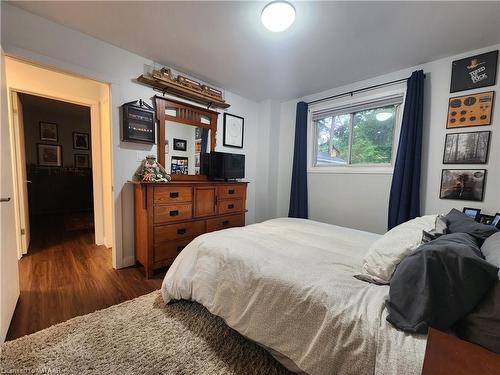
[154, 96, 219, 180]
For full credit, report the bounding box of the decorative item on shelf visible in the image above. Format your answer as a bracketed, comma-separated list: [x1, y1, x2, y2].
[122, 99, 155, 144]
[152, 67, 173, 82]
[223, 113, 244, 148]
[440, 169, 486, 202]
[446, 91, 494, 128]
[135, 155, 171, 183]
[202, 85, 224, 101]
[450, 50, 498, 93]
[177, 75, 203, 92]
[443, 131, 491, 164]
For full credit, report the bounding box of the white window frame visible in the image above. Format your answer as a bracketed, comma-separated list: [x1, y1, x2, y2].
[308, 88, 406, 174]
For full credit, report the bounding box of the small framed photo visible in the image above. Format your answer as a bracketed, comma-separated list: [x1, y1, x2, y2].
[74, 154, 90, 168]
[440, 169, 486, 202]
[39, 122, 58, 142]
[443, 131, 491, 164]
[462, 207, 481, 221]
[479, 214, 494, 225]
[171, 156, 188, 175]
[73, 132, 90, 150]
[491, 213, 500, 229]
[37, 144, 62, 167]
[450, 50, 498, 93]
[223, 113, 244, 148]
[173, 138, 187, 151]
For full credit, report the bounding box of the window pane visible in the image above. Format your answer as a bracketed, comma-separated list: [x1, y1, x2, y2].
[315, 114, 350, 166]
[351, 106, 396, 164]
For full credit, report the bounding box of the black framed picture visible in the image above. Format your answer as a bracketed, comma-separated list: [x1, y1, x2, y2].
[491, 213, 500, 229]
[37, 144, 62, 167]
[462, 207, 481, 221]
[446, 91, 494, 129]
[440, 169, 486, 202]
[443, 131, 491, 164]
[173, 138, 187, 151]
[73, 132, 89, 150]
[479, 214, 494, 225]
[122, 101, 155, 144]
[223, 113, 244, 148]
[74, 154, 90, 168]
[450, 50, 498, 93]
[39, 122, 58, 142]
[171, 156, 188, 175]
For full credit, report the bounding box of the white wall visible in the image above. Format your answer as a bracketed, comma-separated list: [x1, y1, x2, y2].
[275, 44, 500, 234]
[1, 3, 269, 267]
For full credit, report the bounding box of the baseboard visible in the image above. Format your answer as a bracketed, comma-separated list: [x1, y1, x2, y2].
[119, 256, 136, 269]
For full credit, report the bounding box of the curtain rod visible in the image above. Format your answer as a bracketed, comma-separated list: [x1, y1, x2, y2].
[307, 74, 425, 105]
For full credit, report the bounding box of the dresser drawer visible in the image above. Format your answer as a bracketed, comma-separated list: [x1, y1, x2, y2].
[154, 204, 192, 224]
[154, 186, 192, 204]
[154, 237, 194, 262]
[154, 220, 205, 244]
[218, 185, 246, 200]
[218, 199, 245, 215]
[206, 214, 245, 232]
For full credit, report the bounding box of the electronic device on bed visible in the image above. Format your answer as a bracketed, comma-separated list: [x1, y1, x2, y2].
[201, 152, 245, 181]
[446, 91, 494, 128]
[491, 213, 500, 229]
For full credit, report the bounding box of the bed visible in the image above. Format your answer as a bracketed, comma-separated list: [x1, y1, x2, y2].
[161, 218, 427, 375]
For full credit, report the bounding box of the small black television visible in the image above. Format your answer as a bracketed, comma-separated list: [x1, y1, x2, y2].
[201, 152, 245, 180]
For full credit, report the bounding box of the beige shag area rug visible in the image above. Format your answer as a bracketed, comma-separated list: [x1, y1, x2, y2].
[1, 291, 291, 374]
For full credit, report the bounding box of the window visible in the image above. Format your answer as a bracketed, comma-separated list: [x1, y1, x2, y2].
[312, 96, 403, 169]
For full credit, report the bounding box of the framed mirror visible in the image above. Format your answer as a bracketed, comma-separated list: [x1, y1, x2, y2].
[154, 96, 218, 180]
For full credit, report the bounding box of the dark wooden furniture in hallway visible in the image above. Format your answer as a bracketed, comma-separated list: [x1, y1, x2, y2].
[6, 215, 162, 341]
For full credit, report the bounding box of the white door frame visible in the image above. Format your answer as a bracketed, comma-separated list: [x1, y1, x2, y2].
[6, 65, 113, 258]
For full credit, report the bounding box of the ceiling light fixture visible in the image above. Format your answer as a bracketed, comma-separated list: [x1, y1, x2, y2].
[261, 1, 296, 32]
[376, 112, 393, 121]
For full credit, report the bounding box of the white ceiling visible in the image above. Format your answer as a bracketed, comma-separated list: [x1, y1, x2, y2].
[9, 1, 500, 101]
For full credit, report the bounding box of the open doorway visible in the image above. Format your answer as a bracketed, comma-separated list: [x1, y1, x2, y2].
[17, 93, 95, 250]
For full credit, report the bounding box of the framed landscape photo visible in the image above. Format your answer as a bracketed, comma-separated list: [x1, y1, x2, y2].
[73, 132, 90, 150]
[37, 144, 62, 167]
[173, 138, 187, 151]
[39, 122, 58, 142]
[450, 50, 498, 93]
[443, 131, 490, 164]
[74, 154, 90, 168]
[223, 113, 244, 148]
[440, 169, 486, 202]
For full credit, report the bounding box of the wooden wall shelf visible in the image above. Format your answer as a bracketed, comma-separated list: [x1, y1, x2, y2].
[137, 75, 230, 109]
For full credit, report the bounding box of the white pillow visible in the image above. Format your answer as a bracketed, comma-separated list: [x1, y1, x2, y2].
[360, 215, 438, 284]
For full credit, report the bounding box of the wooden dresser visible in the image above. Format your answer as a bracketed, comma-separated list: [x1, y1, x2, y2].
[133, 181, 248, 278]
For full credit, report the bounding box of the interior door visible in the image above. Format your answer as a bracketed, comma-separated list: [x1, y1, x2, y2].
[1, 47, 20, 342]
[10, 91, 30, 255]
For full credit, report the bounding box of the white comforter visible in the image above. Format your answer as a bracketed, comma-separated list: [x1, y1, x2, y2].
[161, 218, 426, 375]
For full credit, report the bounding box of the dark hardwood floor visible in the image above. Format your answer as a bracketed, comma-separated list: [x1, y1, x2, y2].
[6, 214, 163, 341]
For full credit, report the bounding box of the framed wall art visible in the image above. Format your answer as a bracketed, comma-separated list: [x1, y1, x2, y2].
[446, 91, 494, 129]
[74, 154, 90, 168]
[450, 50, 498, 93]
[440, 169, 486, 202]
[39, 122, 58, 142]
[73, 132, 90, 150]
[443, 131, 490, 164]
[122, 99, 155, 144]
[223, 113, 244, 148]
[37, 144, 62, 167]
[171, 156, 188, 175]
[173, 138, 187, 151]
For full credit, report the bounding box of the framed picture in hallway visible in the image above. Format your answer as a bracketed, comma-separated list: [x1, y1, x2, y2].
[39, 122, 58, 142]
[37, 144, 62, 167]
[73, 132, 90, 150]
[440, 169, 486, 202]
[74, 154, 90, 168]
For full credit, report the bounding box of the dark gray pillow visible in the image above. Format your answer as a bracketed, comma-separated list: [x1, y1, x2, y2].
[481, 232, 500, 278]
[445, 208, 499, 245]
[386, 233, 499, 334]
[454, 281, 500, 354]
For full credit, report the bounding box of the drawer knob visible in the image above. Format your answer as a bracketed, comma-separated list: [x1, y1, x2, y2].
[177, 228, 186, 235]
[170, 210, 179, 216]
[170, 192, 179, 198]
[228, 189, 235, 194]
[176, 246, 184, 253]
[228, 204, 234, 209]
[222, 220, 230, 226]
